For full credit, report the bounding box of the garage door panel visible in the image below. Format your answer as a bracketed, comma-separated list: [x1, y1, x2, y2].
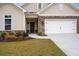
[45, 19, 77, 34]
[45, 21, 61, 33]
[61, 21, 76, 33]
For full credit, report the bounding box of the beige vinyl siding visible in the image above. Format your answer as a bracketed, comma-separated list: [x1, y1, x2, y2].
[39, 4, 79, 15]
[43, 3, 50, 8]
[0, 4, 26, 31]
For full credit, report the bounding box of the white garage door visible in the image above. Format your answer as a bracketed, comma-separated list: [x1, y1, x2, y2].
[45, 19, 77, 34]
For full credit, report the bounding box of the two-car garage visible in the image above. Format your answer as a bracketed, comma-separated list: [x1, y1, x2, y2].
[45, 19, 77, 34]
[37, 3, 79, 35]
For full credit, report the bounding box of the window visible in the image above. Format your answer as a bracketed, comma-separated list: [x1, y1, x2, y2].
[38, 3, 42, 10]
[4, 15, 11, 30]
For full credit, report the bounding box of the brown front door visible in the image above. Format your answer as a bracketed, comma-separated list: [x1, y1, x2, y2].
[30, 22, 35, 33]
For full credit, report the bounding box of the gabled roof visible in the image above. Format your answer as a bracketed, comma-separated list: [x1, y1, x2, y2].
[37, 3, 79, 14]
[14, 4, 26, 12]
[12, 3, 26, 12]
[0, 3, 26, 12]
[37, 3, 52, 14]
[21, 3, 37, 12]
[21, 3, 29, 7]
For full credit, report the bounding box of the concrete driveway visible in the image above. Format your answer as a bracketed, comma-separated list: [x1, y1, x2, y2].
[48, 34, 79, 56]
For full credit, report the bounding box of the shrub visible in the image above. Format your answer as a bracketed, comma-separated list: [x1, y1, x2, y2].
[1, 32, 6, 38]
[7, 32, 15, 38]
[8, 32, 14, 35]
[15, 32, 22, 37]
[0, 32, 6, 40]
[38, 32, 43, 36]
[22, 32, 28, 37]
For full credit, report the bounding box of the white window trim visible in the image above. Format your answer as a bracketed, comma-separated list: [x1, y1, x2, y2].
[37, 3, 43, 10]
[3, 15, 12, 31]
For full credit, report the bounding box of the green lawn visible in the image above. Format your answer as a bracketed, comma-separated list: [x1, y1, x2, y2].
[0, 39, 66, 56]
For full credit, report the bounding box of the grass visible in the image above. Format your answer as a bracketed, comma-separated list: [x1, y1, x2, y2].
[0, 39, 66, 56]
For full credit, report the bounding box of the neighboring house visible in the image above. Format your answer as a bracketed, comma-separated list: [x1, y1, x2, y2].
[0, 3, 79, 35]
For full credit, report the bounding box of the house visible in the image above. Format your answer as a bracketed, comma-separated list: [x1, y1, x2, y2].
[0, 3, 79, 35]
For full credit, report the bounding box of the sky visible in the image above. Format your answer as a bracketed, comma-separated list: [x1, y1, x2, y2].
[15, 3, 79, 9]
[72, 3, 79, 8]
[15, 3, 24, 6]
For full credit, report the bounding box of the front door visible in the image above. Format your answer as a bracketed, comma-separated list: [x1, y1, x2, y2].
[30, 22, 35, 33]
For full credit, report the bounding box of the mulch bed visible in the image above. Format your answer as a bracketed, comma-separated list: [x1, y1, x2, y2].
[0, 37, 34, 42]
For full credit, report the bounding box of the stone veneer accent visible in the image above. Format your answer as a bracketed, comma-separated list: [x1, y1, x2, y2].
[38, 16, 79, 35]
[38, 16, 45, 35]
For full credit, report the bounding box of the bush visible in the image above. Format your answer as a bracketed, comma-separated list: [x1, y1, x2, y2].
[0, 32, 6, 40]
[15, 32, 22, 37]
[0, 32, 6, 38]
[22, 32, 28, 37]
[8, 32, 14, 35]
[38, 32, 43, 36]
[38, 32, 47, 36]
